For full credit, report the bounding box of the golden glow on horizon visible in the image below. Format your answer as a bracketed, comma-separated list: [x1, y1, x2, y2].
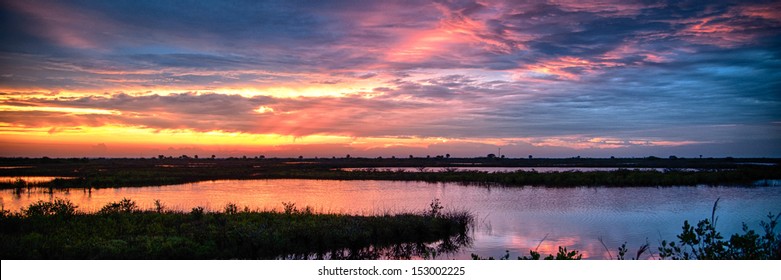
[0, 105, 120, 115]
[0, 124, 456, 150]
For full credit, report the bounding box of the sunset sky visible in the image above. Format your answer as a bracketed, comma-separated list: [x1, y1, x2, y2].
[1, 0, 779, 158]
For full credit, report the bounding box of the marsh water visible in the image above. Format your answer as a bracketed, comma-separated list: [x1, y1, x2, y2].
[2, 178, 780, 259]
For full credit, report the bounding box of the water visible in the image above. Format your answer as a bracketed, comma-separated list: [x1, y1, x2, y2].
[2, 179, 779, 259]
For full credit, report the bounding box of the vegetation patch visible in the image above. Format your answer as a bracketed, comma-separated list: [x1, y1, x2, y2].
[0, 199, 473, 259]
[1, 157, 778, 189]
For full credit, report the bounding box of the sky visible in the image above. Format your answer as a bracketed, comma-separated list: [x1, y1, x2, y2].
[0, 0, 779, 158]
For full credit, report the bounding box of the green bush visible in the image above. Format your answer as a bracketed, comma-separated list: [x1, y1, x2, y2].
[659, 199, 781, 260]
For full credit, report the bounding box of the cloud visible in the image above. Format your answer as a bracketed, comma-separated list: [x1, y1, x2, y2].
[0, 0, 779, 156]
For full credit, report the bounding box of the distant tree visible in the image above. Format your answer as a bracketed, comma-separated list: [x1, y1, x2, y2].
[391, 156, 396, 159]
[299, 155, 303, 160]
[346, 154, 351, 159]
[529, 155, 533, 159]
[426, 155, 431, 159]
[487, 153, 496, 159]
[409, 155, 414, 159]
[158, 155, 164, 159]
[211, 155, 216, 159]
[446, 153, 450, 159]
[610, 156, 615, 159]
[259, 155, 265, 159]
[194, 155, 198, 159]
[669, 155, 678, 160]
[500, 155, 505, 159]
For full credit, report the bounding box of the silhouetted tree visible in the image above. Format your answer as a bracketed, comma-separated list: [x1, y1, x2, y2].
[528, 155, 533, 159]
[487, 154, 496, 159]
[446, 153, 450, 159]
[211, 155, 216, 159]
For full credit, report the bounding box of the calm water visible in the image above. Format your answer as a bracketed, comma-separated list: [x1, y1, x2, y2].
[2, 179, 780, 259]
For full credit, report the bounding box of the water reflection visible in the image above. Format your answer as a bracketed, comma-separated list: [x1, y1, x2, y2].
[283, 232, 472, 260]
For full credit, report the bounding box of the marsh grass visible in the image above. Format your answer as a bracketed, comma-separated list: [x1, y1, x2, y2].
[0, 199, 473, 259]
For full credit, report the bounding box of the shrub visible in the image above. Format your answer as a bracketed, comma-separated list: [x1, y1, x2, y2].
[190, 206, 205, 219]
[154, 199, 166, 213]
[98, 198, 138, 214]
[282, 202, 296, 214]
[224, 203, 238, 215]
[23, 199, 78, 217]
[426, 199, 444, 218]
[659, 198, 781, 260]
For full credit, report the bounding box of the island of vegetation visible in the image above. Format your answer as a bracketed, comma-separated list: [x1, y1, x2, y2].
[1, 156, 779, 189]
